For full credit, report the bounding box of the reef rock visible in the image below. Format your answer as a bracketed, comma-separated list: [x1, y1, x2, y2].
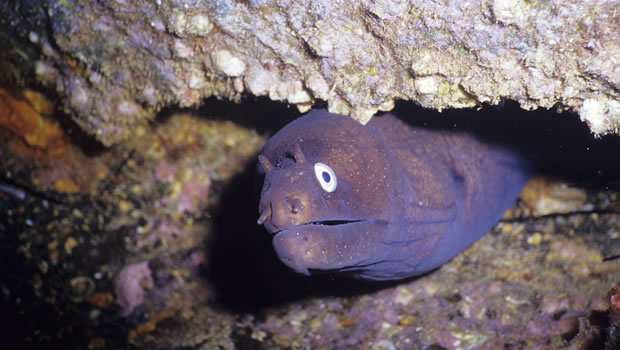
[2, 0, 618, 144]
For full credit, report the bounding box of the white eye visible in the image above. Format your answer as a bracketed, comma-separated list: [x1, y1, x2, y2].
[314, 162, 337, 192]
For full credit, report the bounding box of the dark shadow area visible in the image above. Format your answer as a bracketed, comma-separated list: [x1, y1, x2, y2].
[206, 100, 620, 312]
[54, 108, 108, 157]
[391, 100, 620, 189]
[155, 96, 308, 135]
[578, 309, 612, 350]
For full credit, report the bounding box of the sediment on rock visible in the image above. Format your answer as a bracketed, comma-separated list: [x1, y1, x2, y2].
[1, 0, 618, 145]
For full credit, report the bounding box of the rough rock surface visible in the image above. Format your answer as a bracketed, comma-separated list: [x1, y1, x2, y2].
[2, 0, 619, 145]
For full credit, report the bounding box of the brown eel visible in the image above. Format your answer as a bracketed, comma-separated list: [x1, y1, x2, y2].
[257, 109, 530, 280]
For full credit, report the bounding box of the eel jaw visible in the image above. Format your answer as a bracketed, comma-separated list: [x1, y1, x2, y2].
[270, 219, 375, 275]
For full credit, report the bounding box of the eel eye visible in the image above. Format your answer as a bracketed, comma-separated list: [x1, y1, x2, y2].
[314, 162, 337, 192]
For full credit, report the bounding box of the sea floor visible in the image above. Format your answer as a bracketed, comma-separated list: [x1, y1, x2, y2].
[1, 90, 619, 349]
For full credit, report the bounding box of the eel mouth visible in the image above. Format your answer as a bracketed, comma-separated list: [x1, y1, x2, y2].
[302, 219, 363, 226]
[257, 205, 369, 233]
[273, 219, 364, 234]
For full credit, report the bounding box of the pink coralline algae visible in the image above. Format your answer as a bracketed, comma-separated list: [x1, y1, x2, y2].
[176, 178, 210, 214]
[114, 261, 154, 317]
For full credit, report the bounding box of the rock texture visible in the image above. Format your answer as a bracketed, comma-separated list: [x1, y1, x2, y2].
[2, 0, 619, 144]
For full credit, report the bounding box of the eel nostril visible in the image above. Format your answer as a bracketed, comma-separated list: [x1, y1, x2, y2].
[287, 198, 304, 214]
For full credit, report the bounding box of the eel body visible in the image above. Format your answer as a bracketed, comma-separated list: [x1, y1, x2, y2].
[257, 109, 530, 280]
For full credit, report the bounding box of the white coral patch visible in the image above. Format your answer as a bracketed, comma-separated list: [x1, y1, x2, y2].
[188, 70, 206, 89]
[117, 100, 141, 116]
[285, 81, 311, 104]
[580, 98, 620, 135]
[306, 72, 329, 98]
[245, 67, 272, 95]
[492, 0, 528, 27]
[415, 76, 439, 95]
[170, 12, 187, 35]
[174, 39, 194, 58]
[186, 14, 213, 36]
[211, 50, 246, 77]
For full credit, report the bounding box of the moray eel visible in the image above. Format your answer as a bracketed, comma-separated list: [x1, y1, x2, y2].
[257, 109, 530, 280]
